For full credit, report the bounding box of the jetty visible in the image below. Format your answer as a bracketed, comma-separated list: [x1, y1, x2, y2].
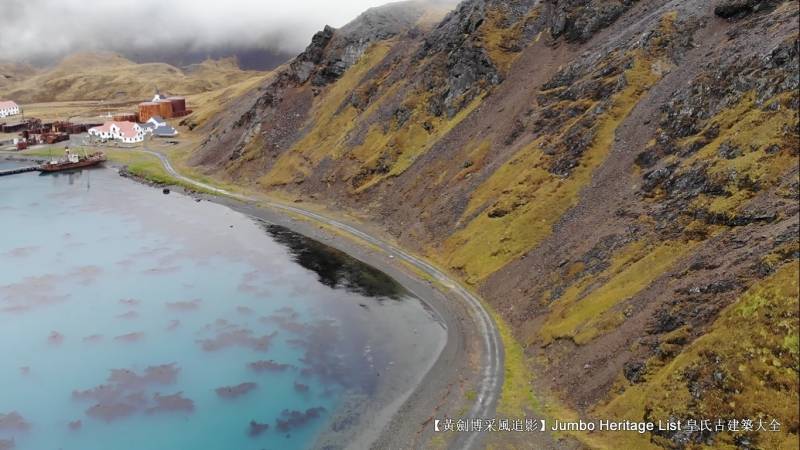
[0, 165, 39, 176]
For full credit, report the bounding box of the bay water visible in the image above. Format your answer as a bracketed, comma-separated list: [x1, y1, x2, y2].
[0, 161, 445, 450]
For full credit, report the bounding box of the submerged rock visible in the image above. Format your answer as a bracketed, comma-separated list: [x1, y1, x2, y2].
[248, 360, 293, 373]
[146, 392, 195, 414]
[86, 402, 137, 422]
[215, 382, 258, 399]
[248, 420, 270, 437]
[0, 412, 29, 432]
[275, 407, 327, 432]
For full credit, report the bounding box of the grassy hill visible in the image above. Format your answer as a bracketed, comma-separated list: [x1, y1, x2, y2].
[0, 62, 37, 89]
[0, 52, 266, 103]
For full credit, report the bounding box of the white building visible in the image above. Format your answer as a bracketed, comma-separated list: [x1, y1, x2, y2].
[147, 116, 167, 127]
[88, 121, 146, 143]
[139, 116, 178, 138]
[152, 90, 167, 102]
[0, 101, 20, 118]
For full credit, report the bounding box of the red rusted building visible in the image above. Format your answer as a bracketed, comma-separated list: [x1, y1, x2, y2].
[113, 112, 139, 122]
[138, 102, 161, 122]
[139, 92, 191, 122]
[157, 99, 174, 118]
[168, 97, 187, 116]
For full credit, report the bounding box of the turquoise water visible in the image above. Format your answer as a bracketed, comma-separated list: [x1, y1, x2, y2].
[0, 162, 444, 450]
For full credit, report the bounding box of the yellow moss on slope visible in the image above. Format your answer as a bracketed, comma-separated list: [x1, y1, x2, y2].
[440, 53, 662, 283]
[479, 7, 541, 72]
[261, 42, 393, 186]
[261, 41, 482, 190]
[350, 94, 483, 192]
[594, 262, 800, 450]
[539, 240, 694, 345]
[682, 91, 798, 215]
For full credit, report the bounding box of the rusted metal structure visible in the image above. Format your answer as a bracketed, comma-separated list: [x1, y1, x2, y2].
[157, 99, 174, 118]
[139, 93, 191, 121]
[168, 97, 187, 116]
[138, 102, 161, 122]
[39, 150, 106, 173]
[25, 119, 54, 134]
[40, 132, 69, 144]
[2, 121, 30, 133]
[113, 112, 139, 122]
[52, 121, 93, 134]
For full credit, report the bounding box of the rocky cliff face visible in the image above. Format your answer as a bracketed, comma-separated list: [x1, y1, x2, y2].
[190, 1, 798, 448]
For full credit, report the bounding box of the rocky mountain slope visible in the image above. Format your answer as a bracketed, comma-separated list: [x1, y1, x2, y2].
[189, 1, 799, 448]
[0, 52, 265, 103]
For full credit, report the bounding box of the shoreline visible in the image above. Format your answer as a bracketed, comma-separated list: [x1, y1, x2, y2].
[130, 146, 505, 449]
[2, 153, 503, 449]
[213, 193, 483, 450]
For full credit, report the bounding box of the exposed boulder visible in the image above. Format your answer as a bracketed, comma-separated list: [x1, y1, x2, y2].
[547, 0, 637, 42]
[714, 0, 782, 19]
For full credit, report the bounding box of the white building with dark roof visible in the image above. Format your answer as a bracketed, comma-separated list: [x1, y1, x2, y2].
[143, 116, 178, 137]
[152, 89, 168, 102]
[147, 116, 166, 127]
[152, 124, 178, 138]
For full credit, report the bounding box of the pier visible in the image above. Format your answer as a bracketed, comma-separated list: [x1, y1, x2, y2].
[0, 165, 39, 176]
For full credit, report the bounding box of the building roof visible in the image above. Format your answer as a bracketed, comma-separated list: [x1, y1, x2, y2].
[0, 100, 19, 109]
[89, 121, 141, 139]
[90, 122, 113, 133]
[148, 115, 165, 123]
[153, 125, 177, 137]
[115, 121, 140, 138]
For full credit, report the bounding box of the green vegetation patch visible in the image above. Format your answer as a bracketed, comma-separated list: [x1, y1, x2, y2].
[597, 262, 800, 450]
[539, 240, 693, 345]
[441, 52, 662, 283]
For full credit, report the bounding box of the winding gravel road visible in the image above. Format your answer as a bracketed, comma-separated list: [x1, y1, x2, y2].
[140, 147, 504, 449]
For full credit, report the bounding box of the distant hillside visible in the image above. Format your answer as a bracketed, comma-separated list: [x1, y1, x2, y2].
[0, 52, 267, 103]
[123, 46, 295, 71]
[0, 62, 37, 89]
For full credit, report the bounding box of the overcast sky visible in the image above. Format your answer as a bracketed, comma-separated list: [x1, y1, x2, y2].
[1, 0, 448, 65]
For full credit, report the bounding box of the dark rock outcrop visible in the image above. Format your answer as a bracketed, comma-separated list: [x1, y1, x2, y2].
[714, 0, 782, 18]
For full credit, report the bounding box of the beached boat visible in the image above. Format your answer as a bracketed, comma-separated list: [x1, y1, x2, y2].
[38, 149, 106, 173]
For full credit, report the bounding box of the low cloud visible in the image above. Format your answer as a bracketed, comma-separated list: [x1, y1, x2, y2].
[1, 0, 451, 64]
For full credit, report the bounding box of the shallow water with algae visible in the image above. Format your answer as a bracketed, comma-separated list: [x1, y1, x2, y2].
[0, 163, 444, 450]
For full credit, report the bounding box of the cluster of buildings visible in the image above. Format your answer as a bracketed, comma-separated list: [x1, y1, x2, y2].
[87, 90, 183, 144]
[0, 100, 20, 118]
[138, 91, 189, 122]
[2, 90, 187, 148]
[1, 118, 95, 150]
[88, 116, 178, 144]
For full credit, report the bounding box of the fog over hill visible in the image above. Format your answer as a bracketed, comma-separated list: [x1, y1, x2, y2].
[0, 0, 457, 69]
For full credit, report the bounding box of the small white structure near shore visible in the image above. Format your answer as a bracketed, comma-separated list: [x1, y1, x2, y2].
[88, 121, 146, 143]
[0, 101, 20, 118]
[141, 116, 179, 138]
